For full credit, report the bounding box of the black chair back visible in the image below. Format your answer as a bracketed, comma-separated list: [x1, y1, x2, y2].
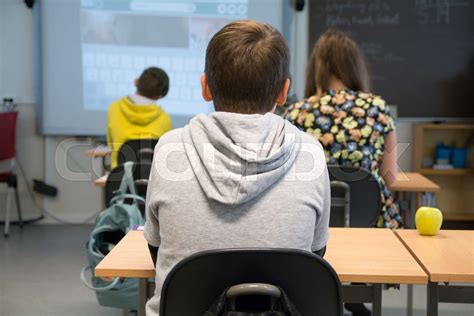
[104, 162, 152, 216]
[117, 138, 159, 165]
[328, 165, 381, 227]
[160, 248, 343, 316]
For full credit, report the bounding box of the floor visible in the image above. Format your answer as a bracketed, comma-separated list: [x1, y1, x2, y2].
[0, 225, 120, 316]
[1, 225, 473, 316]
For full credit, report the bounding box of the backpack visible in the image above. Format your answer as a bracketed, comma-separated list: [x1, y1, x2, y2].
[80, 162, 145, 310]
[205, 284, 301, 316]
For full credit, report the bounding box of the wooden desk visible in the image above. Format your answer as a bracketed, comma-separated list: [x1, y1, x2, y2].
[396, 230, 474, 316]
[96, 228, 428, 283]
[95, 230, 155, 279]
[96, 228, 427, 316]
[326, 228, 427, 285]
[85, 146, 112, 158]
[94, 174, 108, 187]
[390, 172, 440, 193]
[389, 172, 440, 231]
[95, 230, 154, 316]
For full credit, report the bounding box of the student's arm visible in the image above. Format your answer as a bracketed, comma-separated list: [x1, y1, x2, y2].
[144, 198, 161, 267]
[380, 131, 398, 188]
[106, 108, 113, 149]
[311, 162, 331, 257]
[313, 246, 326, 257]
[148, 244, 158, 266]
[143, 146, 161, 265]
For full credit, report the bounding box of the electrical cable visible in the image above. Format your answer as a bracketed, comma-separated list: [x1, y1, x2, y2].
[11, 158, 102, 225]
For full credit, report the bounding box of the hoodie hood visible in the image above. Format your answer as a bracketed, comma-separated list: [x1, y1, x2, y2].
[119, 97, 164, 126]
[182, 112, 301, 205]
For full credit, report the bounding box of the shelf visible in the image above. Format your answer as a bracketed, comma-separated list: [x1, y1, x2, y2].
[420, 168, 473, 176]
[444, 213, 474, 222]
[419, 123, 474, 130]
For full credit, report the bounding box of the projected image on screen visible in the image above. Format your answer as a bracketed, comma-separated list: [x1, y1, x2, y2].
[80, 0, 248, 116]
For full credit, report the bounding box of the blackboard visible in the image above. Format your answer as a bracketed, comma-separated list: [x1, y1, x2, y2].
[309, 0, 474, 118]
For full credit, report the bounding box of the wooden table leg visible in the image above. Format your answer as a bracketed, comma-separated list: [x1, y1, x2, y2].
[138, 278, 147, 316]
[427, 282, 438, 316]
[372, 284, 382, 316]
[342, 283, 383, 316]
[415, 192, 421, 210]
[397, 191, 412, 228]
[408, 192, 417, 228]
[407, 284, 413, 316]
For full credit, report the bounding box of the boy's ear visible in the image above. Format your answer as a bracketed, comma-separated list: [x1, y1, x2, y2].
[276, 79, 291, 106]
[201, 74, 213, 102]
[134, 79, 139, 89]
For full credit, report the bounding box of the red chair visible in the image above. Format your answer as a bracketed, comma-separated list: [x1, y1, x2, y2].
[0, 111, 23, 237]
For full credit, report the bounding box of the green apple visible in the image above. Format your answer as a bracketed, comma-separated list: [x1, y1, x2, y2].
[415, 207, 443, 236]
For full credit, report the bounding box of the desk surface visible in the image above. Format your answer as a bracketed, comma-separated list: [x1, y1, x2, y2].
[95, 228, 428, 285]
[94, 171, 440, 192]
[94, 175, 108, 187]
[95, 230, 155, 278]
[85, 146, 112, 158]
[325, 228, 427, 284]
[389, 172, 440, 192]
[396, 229, 474, 283]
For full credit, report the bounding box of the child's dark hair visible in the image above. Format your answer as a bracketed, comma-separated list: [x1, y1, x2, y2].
[136, 67, 169, 100]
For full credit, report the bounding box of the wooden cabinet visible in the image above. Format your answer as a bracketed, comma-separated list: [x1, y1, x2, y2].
[414, 124, 474, 221]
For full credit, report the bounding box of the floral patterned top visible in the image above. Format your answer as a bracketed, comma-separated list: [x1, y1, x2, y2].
[281, 89, 402, 229]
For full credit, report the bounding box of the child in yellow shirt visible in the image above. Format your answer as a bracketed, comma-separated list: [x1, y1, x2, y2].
[106, 67, 172, 169]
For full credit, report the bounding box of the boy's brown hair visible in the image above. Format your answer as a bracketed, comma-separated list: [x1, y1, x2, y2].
[136, 67, 169, 100]
[305, 29, 370, 98]
[205, 20, 289, 114]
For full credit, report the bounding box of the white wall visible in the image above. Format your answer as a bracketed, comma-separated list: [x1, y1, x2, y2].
[0, 0, 35, 103]
[0, 0, 45, 223]
[0, 0, 101, 224]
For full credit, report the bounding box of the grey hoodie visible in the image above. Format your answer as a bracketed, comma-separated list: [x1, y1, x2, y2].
[144, 112, 330, 315]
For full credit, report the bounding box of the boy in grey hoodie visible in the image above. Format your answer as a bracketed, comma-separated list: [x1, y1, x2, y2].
[144, 20, 330, 315]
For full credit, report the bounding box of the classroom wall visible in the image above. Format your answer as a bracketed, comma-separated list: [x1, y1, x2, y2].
[0, 0, 417, 224]
[0, 0, 45, 223]
[0, 0, 102, 224]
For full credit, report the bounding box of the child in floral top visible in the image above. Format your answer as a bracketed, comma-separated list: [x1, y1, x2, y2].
[283, 89, 402, 229]
[283, 30, 401, 315]
[281, 29, 402, 231]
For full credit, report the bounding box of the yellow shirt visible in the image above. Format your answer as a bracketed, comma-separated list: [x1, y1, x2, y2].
[106, 96, 172, 169]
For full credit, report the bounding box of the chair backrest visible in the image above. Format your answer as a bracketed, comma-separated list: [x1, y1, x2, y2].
[328, 165, 381, 227]
[160, 248, 343, 316]
[105, 162, 152, 216]
[0, 111, 18, 161]
[117, 138, 159, 165]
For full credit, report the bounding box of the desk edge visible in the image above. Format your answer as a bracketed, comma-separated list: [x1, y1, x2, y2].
[95, 267, 155, 279]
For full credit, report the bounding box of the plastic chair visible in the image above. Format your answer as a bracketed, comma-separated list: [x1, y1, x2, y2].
[160, 248, 343, 316]
[0, 112, 23, 237]
[105, 162, 151, 216]
[328, 165, 381, 227]
[117, 138, 159, 165]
